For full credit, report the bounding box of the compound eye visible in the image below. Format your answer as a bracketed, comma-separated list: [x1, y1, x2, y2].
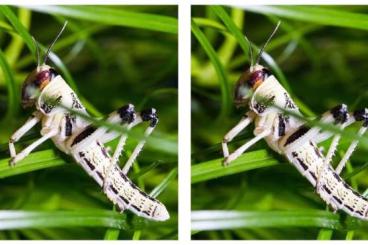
[234, 72, 252, 104]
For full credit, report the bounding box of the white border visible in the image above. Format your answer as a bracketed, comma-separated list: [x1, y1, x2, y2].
[3, 0, 368, 243]
[178, 1, 191, 242]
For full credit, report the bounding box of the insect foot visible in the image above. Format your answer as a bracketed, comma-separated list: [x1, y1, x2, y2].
[141, 108, 159, 127]
[331, 104, 349, 124]
[8, 157, 16, 167]
[118, 104, 136, 124]
[354, 108, 368, 127]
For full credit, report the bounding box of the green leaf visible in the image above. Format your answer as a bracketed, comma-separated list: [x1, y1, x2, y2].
[191, 19, 231, 120]
[191, 150, 279, 184]
[191, 210, 344, 231]
[0, 49, 18, 120]
[0, 6, 35, 55]
[0, 210, 129, 230]
[150, 167, 177, 198]
[25, 5, 177, 34]
[0, 150, 66, 179]
[242, 6, 368, 31]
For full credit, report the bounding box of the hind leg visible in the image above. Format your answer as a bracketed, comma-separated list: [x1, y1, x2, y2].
[335, 108, 368, 174]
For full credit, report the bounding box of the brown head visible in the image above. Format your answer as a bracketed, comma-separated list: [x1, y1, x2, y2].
[21, 21, 67, 108]
[233, 21, 280, 107]
[234, 64, 272, 107]
[21, 65, 59, 108]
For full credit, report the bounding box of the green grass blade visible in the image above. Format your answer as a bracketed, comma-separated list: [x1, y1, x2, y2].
[210, 6, 249, 59]
[191, 150, 279, 184]
[0, 150, 66, 178]
[150, 167, 177, 198]
[191, 210, 344, 231]
[191, 19, 231, 120]
[242, 6, 368, 31]
[0, 210, 129, 230]
[0, 49, 18, 120]
[4, 8, 30, 67]
[25, 5, 177, 34]
[0, 6, 34, 55]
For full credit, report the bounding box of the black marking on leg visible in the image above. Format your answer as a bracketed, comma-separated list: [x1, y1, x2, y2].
[79, 152, 85, 158]
[97, 142, 109, 158]
[356, 210, 363, 216]
[119, 172, 129, 182]
[331, 104, 348, 124]
[332, 172, 341, 182]
[296, 157, 308, 171]
[71, 92, 83, 109]
[141, 108, 159, 127]
[84, 158, 95, 171]
[142, 210, 150, 216]
[65, 114, 74, 136]
[333, 196, 343, 205]
[354, 108, 368, 127]
[323, 185, 332, 194]
[291, 152, 298, 158]
[278, 114, 286, 137]
[72, 125, 97, 146]
[284, 125, 310, 146]
[284, 92, 296, 109]
[118, 104, 136, 124]
[311, 142, 323, 158]
[110, 185, 118, 194]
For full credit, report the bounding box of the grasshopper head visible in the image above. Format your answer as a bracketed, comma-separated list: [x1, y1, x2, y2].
[234, 64, 271, 107]
[21, 65, 58, 108]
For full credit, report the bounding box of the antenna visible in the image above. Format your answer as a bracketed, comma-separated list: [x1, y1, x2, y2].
[43, 21, 68, 65]
[31, 36, 40, 69]
[255, 21, 281, 65]
[244, 35, 254, 68]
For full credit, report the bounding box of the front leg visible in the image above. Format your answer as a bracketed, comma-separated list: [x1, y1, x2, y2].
[222, 112, 255, 165]
[9, 112, 42, 166]
[10, 130, 58, 165]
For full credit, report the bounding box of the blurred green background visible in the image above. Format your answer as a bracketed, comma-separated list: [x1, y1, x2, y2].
[192, 5, 368, 240]
[0, 6, 177, 240]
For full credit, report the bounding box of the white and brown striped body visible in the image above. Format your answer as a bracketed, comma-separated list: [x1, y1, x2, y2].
[33, 70, 169, 221]
[249, 69, 368, 219]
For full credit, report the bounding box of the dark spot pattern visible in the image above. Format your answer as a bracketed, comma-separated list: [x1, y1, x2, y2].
[296, 158, 308, 171]
[84, 158, 95, 170]
[278, 114, 286, 136]
[71, 92, 83, 109]
[333, 196, 343, 205]
[284, 125, 310, 146]
[41, 96, 62, 114]
[71, 125, 97, 146]
[284, 92, 296, 109]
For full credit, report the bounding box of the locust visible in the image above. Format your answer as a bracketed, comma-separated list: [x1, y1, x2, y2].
[222, 22, 368, 220]
[8, 22, 169, 221]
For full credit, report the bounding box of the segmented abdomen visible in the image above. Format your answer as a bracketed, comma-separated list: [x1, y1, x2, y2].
[285, 141, 368, 219]
[72, 141, 169, 221]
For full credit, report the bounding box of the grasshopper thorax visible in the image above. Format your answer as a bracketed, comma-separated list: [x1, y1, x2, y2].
[234, 64, 272, 107]
[21, 65, 58, 108]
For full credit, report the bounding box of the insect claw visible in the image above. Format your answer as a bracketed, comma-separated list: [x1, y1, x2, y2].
[9, 157, 16, 167]
[222, 157, 230, 166]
